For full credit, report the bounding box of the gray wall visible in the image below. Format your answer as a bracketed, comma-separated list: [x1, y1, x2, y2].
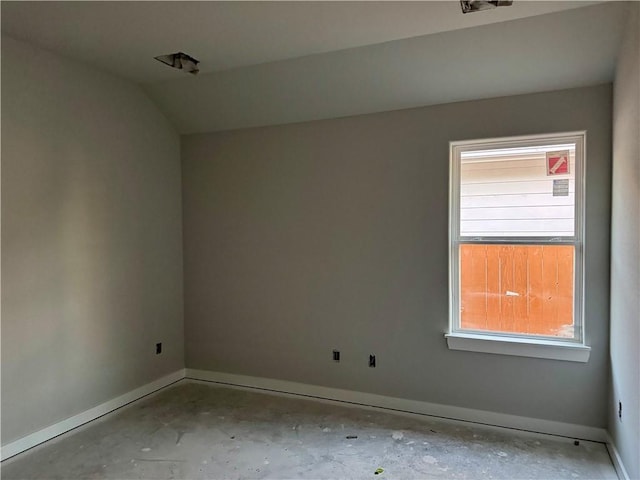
[1, 37, 184, 445]
[609, 3, 640, 478]
[182, 84, 612, 427]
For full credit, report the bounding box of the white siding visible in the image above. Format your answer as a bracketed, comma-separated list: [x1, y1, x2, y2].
[460, 150, 575, 237]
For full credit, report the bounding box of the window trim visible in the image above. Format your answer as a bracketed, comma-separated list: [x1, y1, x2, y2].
[444, 332, 591, 363]
[447, 131, 588, 362]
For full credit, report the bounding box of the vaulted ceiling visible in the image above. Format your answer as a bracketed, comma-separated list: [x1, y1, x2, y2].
[1, 1, 628, 133]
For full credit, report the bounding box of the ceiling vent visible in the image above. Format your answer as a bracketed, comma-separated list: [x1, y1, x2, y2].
[154, 52, 200, 75]
[460, 1, 513, 14]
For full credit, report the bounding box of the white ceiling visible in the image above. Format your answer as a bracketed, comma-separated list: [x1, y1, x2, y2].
[2, 1, 599, 83]
[1, 1, 628, 133]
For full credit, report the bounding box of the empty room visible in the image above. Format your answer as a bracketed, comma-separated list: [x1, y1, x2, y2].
[1, 1, 638, 479]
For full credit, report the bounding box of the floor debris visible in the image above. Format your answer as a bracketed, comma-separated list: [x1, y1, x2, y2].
[374, 467, 384, 475]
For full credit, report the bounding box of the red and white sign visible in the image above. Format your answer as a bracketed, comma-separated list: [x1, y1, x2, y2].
[546, 150, 570, 176]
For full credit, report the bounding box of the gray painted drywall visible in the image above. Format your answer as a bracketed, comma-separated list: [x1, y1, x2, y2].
[609, 3, 640, 478]
[182, 84, 612, 427]
[1, 36, 184, 445]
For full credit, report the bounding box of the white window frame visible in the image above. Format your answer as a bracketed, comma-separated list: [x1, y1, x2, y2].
[445, 131, 590, 363]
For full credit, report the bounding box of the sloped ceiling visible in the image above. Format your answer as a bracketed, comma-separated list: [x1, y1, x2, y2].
[1, 1, 628, 133]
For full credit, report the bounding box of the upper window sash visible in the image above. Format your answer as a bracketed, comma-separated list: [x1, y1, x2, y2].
[457, 237, 577, 244]
[450, 132, 585, 245]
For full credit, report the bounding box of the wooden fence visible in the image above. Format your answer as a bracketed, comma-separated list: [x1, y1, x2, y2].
[459, 244, 574, 337]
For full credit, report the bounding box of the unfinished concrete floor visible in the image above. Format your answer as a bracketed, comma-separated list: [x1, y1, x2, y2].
[2, 381, 617, 480]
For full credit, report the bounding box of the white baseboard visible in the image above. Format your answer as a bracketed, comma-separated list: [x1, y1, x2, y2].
[605, 433, 631, 480]
[1, 369, 186, 462]
[186, 369, 608, 443]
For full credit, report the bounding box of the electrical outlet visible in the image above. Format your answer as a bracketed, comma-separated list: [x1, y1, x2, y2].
[333, 350, 340, 362]
[156, 343, 162, 355]
[618, 401, 622, 420]
[369, 355, 376, 368]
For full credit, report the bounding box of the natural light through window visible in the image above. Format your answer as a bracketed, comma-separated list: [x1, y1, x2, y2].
[447, 132, 589, 362]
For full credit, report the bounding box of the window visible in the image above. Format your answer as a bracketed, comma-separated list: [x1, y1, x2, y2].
[446, 132, 590, 362]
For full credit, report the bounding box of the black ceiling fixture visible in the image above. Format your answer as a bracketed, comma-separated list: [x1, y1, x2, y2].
[154, 52, 200, 75]
[460, 1, 513, 14]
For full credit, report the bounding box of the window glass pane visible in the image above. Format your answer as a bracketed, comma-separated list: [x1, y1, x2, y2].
[459, 244, 575, 338]
[460, 144, 576, 237]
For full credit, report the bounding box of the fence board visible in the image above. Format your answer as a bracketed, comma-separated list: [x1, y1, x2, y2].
[459, 244, 574, 337]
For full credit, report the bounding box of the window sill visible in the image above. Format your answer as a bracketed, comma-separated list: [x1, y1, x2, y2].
[444, 332, 590, 362]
